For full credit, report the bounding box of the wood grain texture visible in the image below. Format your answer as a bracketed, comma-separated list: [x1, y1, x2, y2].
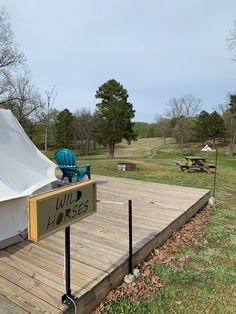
[0, 295, 28, 314]
[0, 175, 210, 314]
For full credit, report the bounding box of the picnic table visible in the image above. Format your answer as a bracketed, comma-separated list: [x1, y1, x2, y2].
[176, 156, 216, 173]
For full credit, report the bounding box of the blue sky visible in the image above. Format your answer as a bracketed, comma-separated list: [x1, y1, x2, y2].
[2, 0, 236, 122]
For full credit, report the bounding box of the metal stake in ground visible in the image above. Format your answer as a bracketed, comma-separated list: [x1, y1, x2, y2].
[61, 226, 77, 306]
[128, 199, 133, 274]
[213, 145, 218, 197]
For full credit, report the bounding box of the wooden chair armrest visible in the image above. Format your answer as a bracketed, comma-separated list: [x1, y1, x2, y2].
[78, 164, 91, 169]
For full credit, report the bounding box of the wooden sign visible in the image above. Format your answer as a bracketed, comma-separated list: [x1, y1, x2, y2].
[28, 180, 96, 242]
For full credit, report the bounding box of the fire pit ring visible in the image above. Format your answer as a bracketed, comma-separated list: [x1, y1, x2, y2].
[117, 162, 136, 171]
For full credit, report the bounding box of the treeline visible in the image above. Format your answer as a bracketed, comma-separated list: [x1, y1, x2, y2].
[32, 80, 136, 158]
[133, 122, 159, 138]
[32, 108, 94, 155]
[135, 94, 236, 156]
[30, 96, 236, 156]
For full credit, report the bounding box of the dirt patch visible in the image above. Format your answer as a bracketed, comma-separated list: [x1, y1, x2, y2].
[130, 160, 159, 168]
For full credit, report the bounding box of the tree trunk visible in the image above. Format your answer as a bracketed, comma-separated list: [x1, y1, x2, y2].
[164, 135, 166, 144]
[92, 139, 96, 150]
[44, 126, 48, 156]
[108, 141, 115, 158]
[180, 137, 184, 153]
[230, 116, 236, 156]
[230, 129, 236, 156]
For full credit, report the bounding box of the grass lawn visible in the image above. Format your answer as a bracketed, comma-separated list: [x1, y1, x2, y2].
[51, 138, 236, 313]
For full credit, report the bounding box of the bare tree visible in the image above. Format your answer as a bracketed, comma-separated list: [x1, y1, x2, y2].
[41, 87, 57, 155]
[167, 95, 201, 149]
[168, 94, 201, 119]
[227, 23, 236, 154]
[71, 108, 93, 155]
[0, 7, 24, 70]
[0, 7, 25, 103]
[155, 115, 172, 144]
[228, 21, 236, 61]
[1, 70, 43, 126]
[174, 117, 193, 149]
[216, 103, 229, 116]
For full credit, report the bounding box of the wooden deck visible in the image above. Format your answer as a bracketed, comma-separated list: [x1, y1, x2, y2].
[0, 175, 210, 314]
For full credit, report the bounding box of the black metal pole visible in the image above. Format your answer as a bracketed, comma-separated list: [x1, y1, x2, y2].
[61, 226, 77, 306]
[213, 145, 218, 197]
[128, 200, 133, 274]
[65, 226, 71, 296]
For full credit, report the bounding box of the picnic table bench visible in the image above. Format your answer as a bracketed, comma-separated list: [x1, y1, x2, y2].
[176, 156, 216, 173]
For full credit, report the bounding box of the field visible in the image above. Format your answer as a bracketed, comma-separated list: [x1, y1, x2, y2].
[53, 138, 236, 313]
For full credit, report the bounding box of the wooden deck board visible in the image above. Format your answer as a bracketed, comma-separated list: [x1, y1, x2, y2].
[0, 175, 210, 314]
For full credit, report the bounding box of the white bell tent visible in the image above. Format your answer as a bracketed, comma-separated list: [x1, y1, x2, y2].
[201, 144, 212, 152]
[0, 109, 58, 249]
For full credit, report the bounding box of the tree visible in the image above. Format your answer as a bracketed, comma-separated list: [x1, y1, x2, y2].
[192, 110, 226, 145]
[155, 116, 172, 143]
[228, 21, 236, 61]
[146, 123, 158, 137]
[33, 108, 59, 150]
[55, 109, 73, 147]
[93, 79, 136, 158]
[0, 70, 43, 128]
[208, 111, 226, 143]
[0, 8, 24, 71]
[133, 122, 150, 138]
[40, 87, 57, 155]
[228, 94, 236, 155]
[167, 94, 201, 148]
[192, 110, 211, 144]
[71, 108, 93, 155]
[168, 94, 201, 119]
[133, 122, 159, 138]
[0, 7, 24, 103]
[174, 116, 194, 149]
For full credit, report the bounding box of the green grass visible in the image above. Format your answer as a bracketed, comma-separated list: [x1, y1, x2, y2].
[50, 138, 236, 313]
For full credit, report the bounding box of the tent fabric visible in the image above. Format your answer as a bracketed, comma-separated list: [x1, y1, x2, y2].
[0, 109, 57, 201]
[201, 145, 212, 152]
[0, 109, 58, 249]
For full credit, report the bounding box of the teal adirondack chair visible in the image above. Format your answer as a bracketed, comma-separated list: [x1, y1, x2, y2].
[54, 148, 91, 183]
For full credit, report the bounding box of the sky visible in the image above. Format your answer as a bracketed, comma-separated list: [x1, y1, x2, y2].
[1, 0, 236, 122]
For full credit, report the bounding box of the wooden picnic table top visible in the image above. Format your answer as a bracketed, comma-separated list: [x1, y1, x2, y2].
[184, 156, 207, 161]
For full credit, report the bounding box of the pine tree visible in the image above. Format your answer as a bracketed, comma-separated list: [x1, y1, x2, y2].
[93, 79, 136, 158]
[208, 111, 226, 143]
[192, 111, 211, 144]
[55, 109, 73, 148]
